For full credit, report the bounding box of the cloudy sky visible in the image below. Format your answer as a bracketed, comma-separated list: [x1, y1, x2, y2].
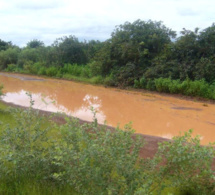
[0, 0, 214, 46]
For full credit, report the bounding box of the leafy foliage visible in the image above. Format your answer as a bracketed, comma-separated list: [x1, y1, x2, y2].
[0, 98, 214, 194]
[155, 130, 215, 194]
[0, 39, 12, 51]
[0, 47, 20, 70]
[26, 39, 45, 48]
[1, 19, 215, 99]
[51, 120, 147, 194]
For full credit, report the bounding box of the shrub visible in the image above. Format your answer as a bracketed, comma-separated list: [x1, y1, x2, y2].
[155, 130, 215, 194]
[17, 48, 40, 68]
[23, 62, 44, 74]
[134, 77, 147, 89]
[155, 77, 172, 93]
[153, 78, 215, 99]
[179, 79, 215, 99]
[51, 120, 147, 194]
[154, 78, 180, 93]
[89, 75, 103, 84]
[5, 64, 17, 72]
[114, 63, 137, 87]
[88, 61, 102, 76]
[146, 79, 156, 90]
[0, 96, 215, 194]
[168, 79, 181, 94]
[62, 64, 83, 77]
[134, 79, 140, 88]
[38, 66, 47, 75]
[55, 70, 63, 78]
[46, 66, 58, 77]
[0, 48, 20, 70]
[80, 65, 91, 78]
[104, 74, 116, 86]
[139, 76, 147, 88]
[0, 95, 54, 185]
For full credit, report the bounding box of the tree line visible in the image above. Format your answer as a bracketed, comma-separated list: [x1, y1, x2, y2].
[1, 19, 215, 98]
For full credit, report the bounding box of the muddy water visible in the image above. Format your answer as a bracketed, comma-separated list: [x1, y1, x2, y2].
[0, 73, 215, 144]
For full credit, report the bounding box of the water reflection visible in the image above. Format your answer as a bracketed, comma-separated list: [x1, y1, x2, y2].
[160, 134, 173, 139]
[72, 94, 105, 123]
[1, 73, 215, 145]
[3, 90, 106, 123]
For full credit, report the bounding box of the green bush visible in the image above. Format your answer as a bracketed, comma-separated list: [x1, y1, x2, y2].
[89, 75, 103, 84]
[155, 77, 172, 93]
[0, 96, 215, 194]
[0, 96, 53, 185]
[5, 64, 17, 72]
[62, 64, 82, 77]
[0, 48, 20, 70]
[113, 63, 137, 87]
[22, 62, 44, 74]
[168, 79, 181, 94]
[52, 120, 147, 194]
[134, 77, 147, 89]
[104, 74, 116, 86]
[0, 96, 79, 194]
[146, 79, 156, 90]
[55, 69, 63, 78]
[181, 79, 209, 97]
[38, 66, 47, 75]
[46, 66, 58, 77]
[153, 78, 215, 99]
[155, 78, 181, 94]
[17, 48, 40, 68]
[88, 61, 102, 76]
[134, 79, 140, 88]
[139, 77, 147, 88]
[155, 130, 215, 194]
[0, 98, 149, 194]
[62, 73, 73, 80]
[80, 65, 91, 78]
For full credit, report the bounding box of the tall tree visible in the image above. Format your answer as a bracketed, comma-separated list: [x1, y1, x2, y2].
[26, 39, 44, 48]
[52, 35, 88, 66]
[0, 39, 12, 51]
[109, 19, 176, 69]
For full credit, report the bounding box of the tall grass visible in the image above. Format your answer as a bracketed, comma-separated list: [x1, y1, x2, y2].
[154, 78, 215, 99]
[4, 61, 215, 100]
[135, 77, 215, 99]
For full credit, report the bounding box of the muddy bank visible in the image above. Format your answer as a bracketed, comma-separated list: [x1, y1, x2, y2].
[2, 100, 215, 173]
[0, 100, 169, 159]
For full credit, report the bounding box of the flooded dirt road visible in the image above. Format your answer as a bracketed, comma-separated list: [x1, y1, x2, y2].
[0, 72, 215, 144]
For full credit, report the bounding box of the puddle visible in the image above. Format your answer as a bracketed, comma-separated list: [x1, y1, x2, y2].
[171, 106, 202, 111]
[0, 72, 215, 145]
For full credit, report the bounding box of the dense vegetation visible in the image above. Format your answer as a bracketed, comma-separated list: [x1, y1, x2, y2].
[0, 98, 214, 194]
[1, 19, 215, 99]
[1, 20, 215, 194]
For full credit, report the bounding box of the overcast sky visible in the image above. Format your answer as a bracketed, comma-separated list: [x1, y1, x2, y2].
[0, 0, 214, 46]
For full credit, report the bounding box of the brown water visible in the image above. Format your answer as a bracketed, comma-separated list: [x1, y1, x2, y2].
[0, 73, 215, 144]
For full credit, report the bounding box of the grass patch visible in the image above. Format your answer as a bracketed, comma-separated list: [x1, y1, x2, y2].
[0, 178, 79, 195]
[0, 101, 16, 129]
[62, 74, 104, 85]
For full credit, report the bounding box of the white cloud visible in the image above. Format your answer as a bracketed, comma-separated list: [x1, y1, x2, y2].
[0, 0, 214, 46]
